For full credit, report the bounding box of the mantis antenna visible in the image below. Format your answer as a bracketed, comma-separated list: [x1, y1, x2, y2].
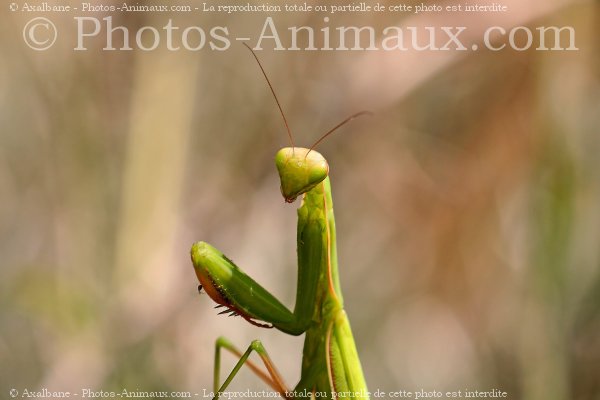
[306, 111, 373, 156]
[243, 43, 295, 149]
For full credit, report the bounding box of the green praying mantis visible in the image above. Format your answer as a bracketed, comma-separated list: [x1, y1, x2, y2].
[191, 44, 371, 400]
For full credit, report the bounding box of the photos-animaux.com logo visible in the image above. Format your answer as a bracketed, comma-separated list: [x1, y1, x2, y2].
[21, 15, 578, 52]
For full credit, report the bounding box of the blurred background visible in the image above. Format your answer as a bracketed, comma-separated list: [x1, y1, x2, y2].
[1, 0, 599, 399]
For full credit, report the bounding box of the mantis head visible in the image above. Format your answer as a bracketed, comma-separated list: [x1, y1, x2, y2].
[242, 43, 369, 203]
[275, 147, 328, 203]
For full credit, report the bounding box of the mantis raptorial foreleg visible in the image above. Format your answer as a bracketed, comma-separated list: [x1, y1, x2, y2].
[191, 242, 307, 334]
[191, 45, 371, 400]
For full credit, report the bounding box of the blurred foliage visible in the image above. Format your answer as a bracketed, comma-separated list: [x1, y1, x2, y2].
[1, 1, 599, 399]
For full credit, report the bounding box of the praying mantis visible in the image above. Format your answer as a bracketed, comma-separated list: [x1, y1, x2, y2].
[190, 44, 371, 400]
